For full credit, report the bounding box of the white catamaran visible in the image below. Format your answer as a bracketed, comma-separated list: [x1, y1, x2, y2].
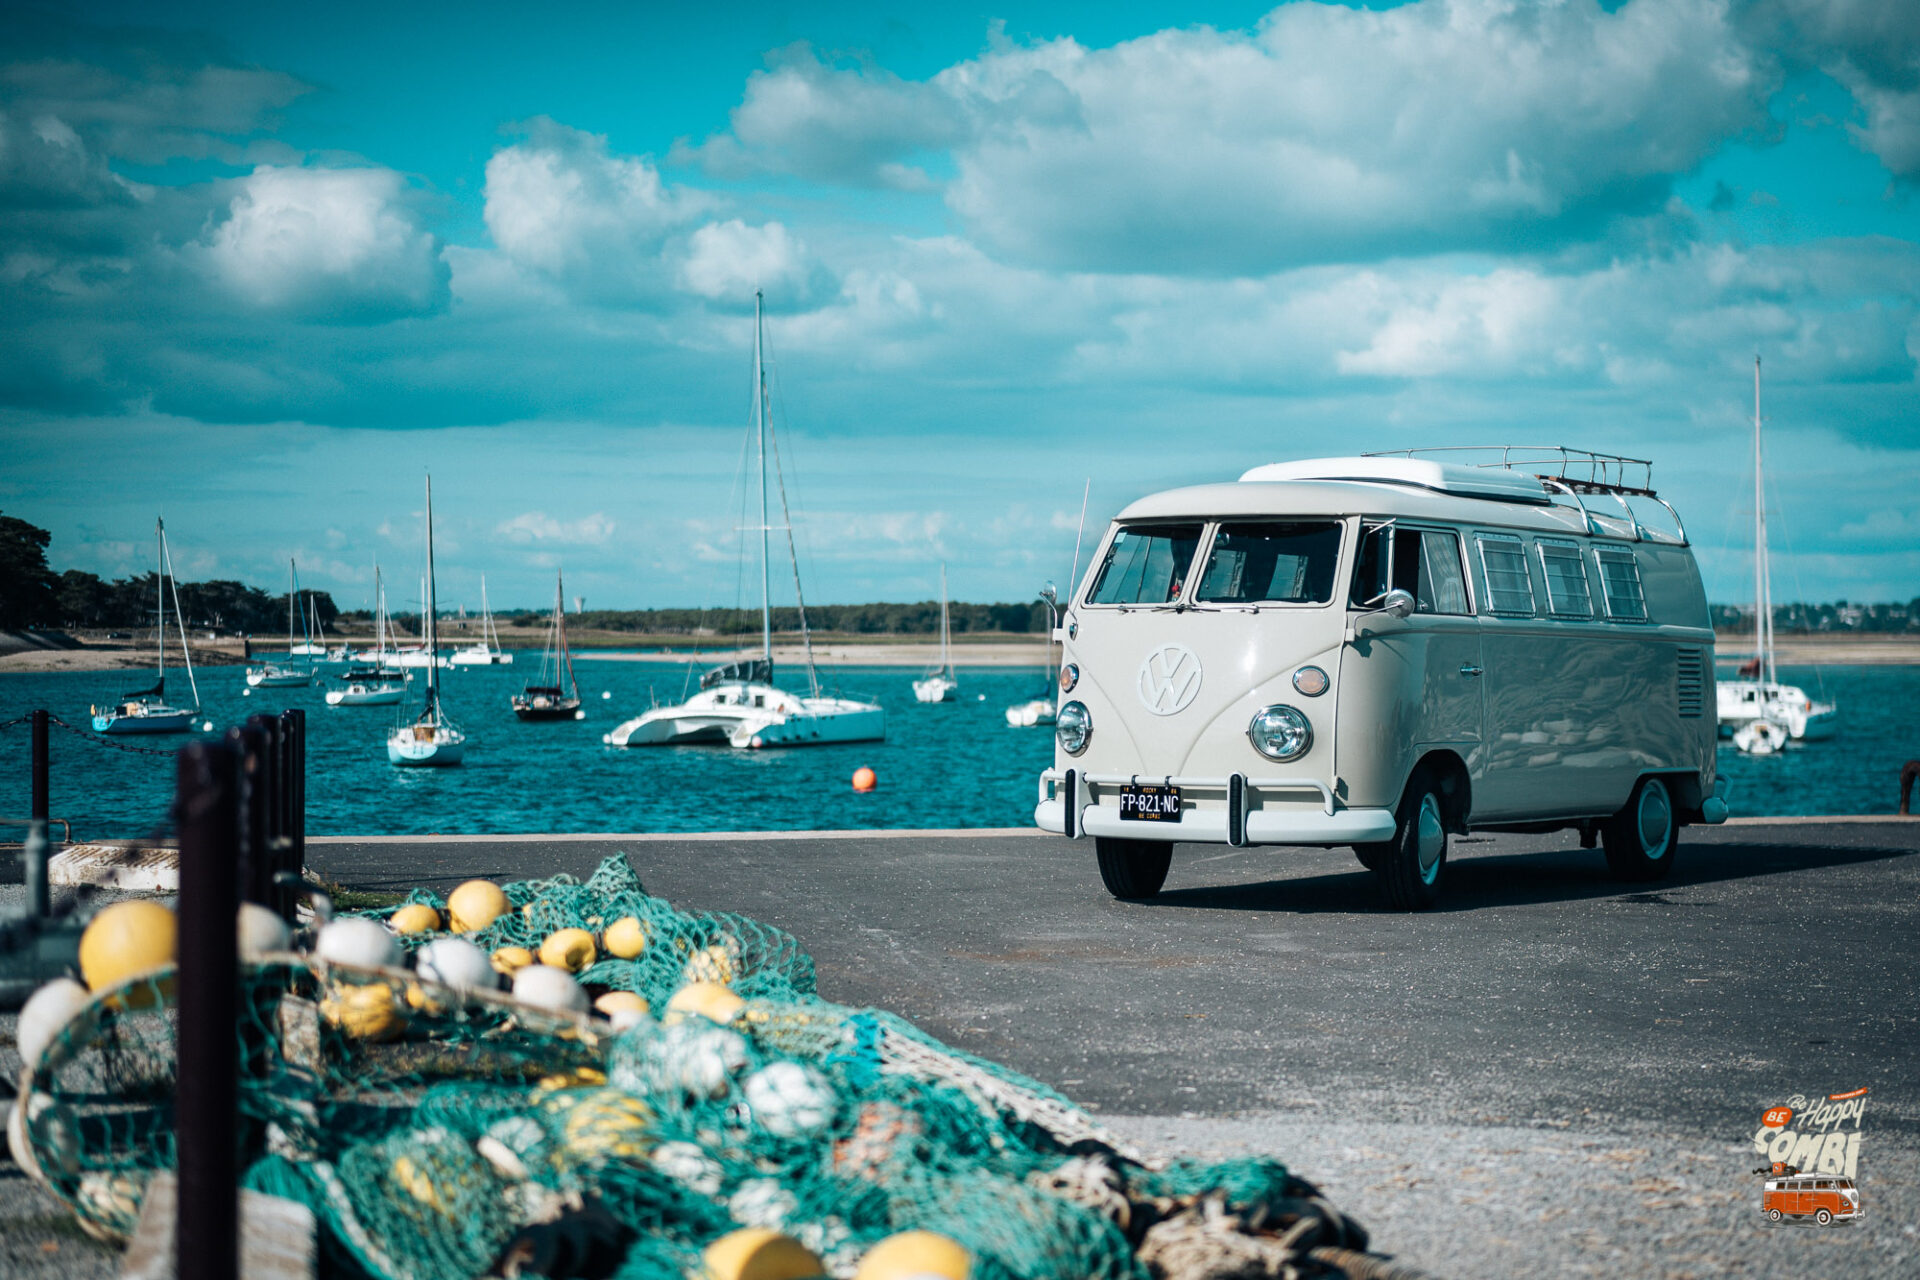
[1718, 356, 1839, 750]
[912, 563, 959, 703]
[386, 476, 466, 765]
[604, 292, 885, 750]
[246, 559, 314, 688]
[450, 574, 513, 665]
[92, 519, 204, 735]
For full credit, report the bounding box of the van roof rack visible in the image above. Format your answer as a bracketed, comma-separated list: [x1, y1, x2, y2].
[1361, 446, 1658, 498]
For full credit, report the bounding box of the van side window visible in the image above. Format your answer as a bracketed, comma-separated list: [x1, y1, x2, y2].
[1348, 525, 1470, 614]
[1537, 539, 1594, 617]
[1196, 521, 1342, 604]
[1086, 524, 1203, 605]
[1593, 547, 1648, 620]
[1477, 536, 1536, 615]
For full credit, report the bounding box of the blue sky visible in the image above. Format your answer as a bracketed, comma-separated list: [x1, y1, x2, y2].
[2, 0, 1916, 613]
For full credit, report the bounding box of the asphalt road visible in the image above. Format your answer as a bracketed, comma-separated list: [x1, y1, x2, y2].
[308, 819, 1920, 1278]
[5, 820, 1915, 1278]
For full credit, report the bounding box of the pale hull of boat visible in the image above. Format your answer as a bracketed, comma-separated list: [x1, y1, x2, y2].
[390, 651, 452, 669]
[1716, 680, 1839, 740]
[913, 675, 957, 703]
[387, 729, 466, 766]
[1005, 698, 1056, 728]
[604, 683, 885, 749]
[246, 669, 311, 688]
[449, 648, 512, 666]
[92, 708, 198, 734]
[328, 685, 406, 707]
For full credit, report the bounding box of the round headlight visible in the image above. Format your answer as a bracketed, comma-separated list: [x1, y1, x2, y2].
[1247, 705, 1312, 761]
[1059, 662, 1079, 693]
[1056, 700, 1092, 755]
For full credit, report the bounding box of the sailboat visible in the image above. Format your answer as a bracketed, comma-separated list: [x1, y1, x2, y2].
[1716, 357, 1839, 749]
[1006, 587, 1060, 728]
[450, 575, 513, 665]
[389, 577, 451, 668]
[91, 519, 204, 735]
[327, 567, 410, 706]
[912, 564, 959, 703]
[512, 570, 584, 720]
[246, 560, 314, 688]
[386, 476, 466, 765]
[603, 291, 885, 750]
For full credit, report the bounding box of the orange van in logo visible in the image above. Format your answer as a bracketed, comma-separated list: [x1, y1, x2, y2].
[1761, 1173, 1862, 1226]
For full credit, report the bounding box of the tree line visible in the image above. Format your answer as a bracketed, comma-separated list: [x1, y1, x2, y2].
[0, 512, 339, 633]
[513, 601, 1058, 637]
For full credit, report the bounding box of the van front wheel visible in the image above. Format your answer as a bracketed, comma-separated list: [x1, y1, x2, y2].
[1095, 838, 1172, 900]
[1602, 776, 1677, 882]
[1815, 1208, 1832, 1226]
[1378, 770, 1447, 912]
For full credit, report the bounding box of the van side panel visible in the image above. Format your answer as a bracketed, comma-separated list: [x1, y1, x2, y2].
[1334, 615, 1484, 811]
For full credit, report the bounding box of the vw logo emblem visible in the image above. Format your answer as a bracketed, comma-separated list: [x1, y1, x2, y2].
[1137, 644, 1202, 716]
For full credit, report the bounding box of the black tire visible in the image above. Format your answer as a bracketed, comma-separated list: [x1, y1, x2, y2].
[1377, 768, 1448, 912]
[1353, 844, 1385, 873]
[1095, 837, 1172, 899]
[1816, 1209, 1832, 1226]
[1768, 1208, 1782, 1223]
[1602, 776, 1678, 882]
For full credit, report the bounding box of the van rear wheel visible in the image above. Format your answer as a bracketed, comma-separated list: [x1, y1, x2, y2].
[1377, 768, 1447, 912]
[1768, 1208, 1782, 1223]
[1602, 776, 1677, 882]
[1095, 837, 1172, 900]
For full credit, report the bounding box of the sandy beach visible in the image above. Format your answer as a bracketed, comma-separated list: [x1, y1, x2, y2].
[4, 629, 1915, 674]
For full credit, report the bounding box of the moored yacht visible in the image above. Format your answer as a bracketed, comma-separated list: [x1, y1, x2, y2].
[912, 564, 959, 703]
[92, 519, 203, 735]
[604, 291, 884, 751]
[386, 476, 466, 766]
[1718, 357, 1838, 749]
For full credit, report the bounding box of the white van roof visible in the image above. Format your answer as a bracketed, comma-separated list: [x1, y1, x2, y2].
[1238, 456, 1552, 505]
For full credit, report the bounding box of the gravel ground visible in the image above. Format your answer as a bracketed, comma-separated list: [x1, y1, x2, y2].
[1104, 1114, 1917, 1280]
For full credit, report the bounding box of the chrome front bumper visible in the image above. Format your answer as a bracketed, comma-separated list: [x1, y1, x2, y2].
[1034, 768, 1396, 847]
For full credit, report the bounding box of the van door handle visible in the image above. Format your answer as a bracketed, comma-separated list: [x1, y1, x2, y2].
[1459, 664, 1484, 677]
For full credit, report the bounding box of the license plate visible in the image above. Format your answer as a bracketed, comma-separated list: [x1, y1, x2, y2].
[1118, 784, 1181, 822]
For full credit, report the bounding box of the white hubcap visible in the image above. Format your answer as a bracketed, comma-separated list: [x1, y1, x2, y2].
[1637, 781, 1672, 859]
[1416, 794, 1445, 883]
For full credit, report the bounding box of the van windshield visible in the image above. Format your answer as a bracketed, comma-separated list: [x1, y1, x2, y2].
[1085, 524, 1203, 605]
[1195, 521, 1343, 604]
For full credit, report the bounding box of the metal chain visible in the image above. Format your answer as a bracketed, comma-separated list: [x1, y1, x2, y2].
[0, 715, 31, 732]
[42, 714, 185, 757]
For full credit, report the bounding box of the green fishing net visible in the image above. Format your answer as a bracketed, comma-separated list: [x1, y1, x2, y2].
[13, 855, 1389, 1280]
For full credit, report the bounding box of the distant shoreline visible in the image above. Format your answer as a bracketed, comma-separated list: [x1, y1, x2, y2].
[3, 629, 1915, 674]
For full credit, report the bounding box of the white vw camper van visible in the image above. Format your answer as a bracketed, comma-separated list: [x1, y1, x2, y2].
[1035, 451, 1729, 910]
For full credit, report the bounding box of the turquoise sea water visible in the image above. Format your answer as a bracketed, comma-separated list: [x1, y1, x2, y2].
[0, 658, 1914, 839]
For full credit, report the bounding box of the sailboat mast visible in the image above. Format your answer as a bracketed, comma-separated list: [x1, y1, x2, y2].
[755, 289, 772, 664]
[1753, 356, 1772, 686]
[557, 570, 578, 697]
[939, 563, 951, 674]
[287, 559, 296, 654]
[425, 475, 440, 709]
[155, 518, 165, 686]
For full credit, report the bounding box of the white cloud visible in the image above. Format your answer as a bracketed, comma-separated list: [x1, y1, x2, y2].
[194, 165, 446, 318]
[497, 511, 616, 544]
[1751, 0, 1920, 178]
[483, 118, 706, 290]
[688, 45, 966, 188]
[692, 0, 1776, 274]
[678, 219, 814, 304]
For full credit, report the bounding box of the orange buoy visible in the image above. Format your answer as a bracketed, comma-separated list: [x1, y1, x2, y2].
[852, 767, 877, 792]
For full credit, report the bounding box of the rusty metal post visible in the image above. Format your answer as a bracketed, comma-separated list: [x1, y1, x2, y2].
[174, 740, 239, 1280]
[228, 720, 274, 907]
[31, 709, 48, 827]
[278, 709, 306, 920]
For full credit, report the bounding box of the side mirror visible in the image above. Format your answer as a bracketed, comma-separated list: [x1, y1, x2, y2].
[1039, 581, 1058, 608]
[1381, 588, 1415, 619]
